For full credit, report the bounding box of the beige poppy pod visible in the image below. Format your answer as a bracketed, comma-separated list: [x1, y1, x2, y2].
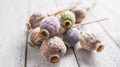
[79, 32, 104, 52]
[56, 26, 67, 37]
[26, 13, 46, 30]
[40, 36, 67, 63]
[28, 27, 43, 47]
[71, 9, 86, 24]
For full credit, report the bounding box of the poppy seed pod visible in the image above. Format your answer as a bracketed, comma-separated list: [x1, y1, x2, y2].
[39, 16, 60, 39]
[28, 27, 43, 47]
[63, 28, 80, 47]
[72, 9, 86, 24]
[79, 32, 104, 52]
[40, 36, 66, 63]
[56, 26, 67, 37]
[57, 11, 76, 28]
[26, 13, 46, 30]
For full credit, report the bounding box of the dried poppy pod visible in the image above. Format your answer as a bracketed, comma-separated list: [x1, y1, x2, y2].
[71, 9, 86, 24]
[39, 16, 60, 39]
[28, 27, 43, 47]
[26, 13, 46, 30]
[56, 26, 67, 36]
[40, 36, 66, 63]
[63, 28, 80, 47]
[79, 32, 104, 52]
[57, 11, 76, 28]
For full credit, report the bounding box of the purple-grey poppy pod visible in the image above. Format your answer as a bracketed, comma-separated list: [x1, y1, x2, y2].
[63, 28, 80, 47]
[40, 16, 60, 39]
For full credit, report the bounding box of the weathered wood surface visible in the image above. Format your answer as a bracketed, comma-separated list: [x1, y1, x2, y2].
[92, 0, 120, 48]
[0, 0, 29, 67]
[0, 0, 120, 67]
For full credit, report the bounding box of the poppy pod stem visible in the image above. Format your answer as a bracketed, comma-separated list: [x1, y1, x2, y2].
[39, 29, 49, 39]
[26, 22, 31, 30]
[63, 20, 73, 28]
[73, 17, 108, 28]
[48, 2, 80, 16]
[49, 55, 60, 63]
[95, 43, 104, 52]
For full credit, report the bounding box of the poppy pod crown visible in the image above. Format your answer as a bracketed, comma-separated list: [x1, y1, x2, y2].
[60, 11, 76, 28]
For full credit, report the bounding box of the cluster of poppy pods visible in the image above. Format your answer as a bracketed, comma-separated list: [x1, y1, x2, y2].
[26, 2, 104, 63]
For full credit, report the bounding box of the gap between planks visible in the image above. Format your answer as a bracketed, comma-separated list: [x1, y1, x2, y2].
[25, 0, 31, 67]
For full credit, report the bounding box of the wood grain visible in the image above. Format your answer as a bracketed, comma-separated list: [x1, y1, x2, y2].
[26, 0, 78, 67]
[0, 0, 29, 67]
[91, 0, 120, 48]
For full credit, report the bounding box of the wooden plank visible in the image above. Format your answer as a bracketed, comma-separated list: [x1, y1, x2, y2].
[26, 0, 78, 67]
[27, 47, 78, 67]
[91, 0, 120, 47]
[74, 13, 120, 67]
[0, 0, 29, 67]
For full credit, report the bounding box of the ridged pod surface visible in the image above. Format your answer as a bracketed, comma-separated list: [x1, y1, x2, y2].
[79, 32, 104, 52]
[28, 27, 42, 47]
[40, 36, 66, 63]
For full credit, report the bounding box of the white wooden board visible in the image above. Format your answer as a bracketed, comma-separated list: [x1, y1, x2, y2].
[0, 0, 29, 67]
[91, 0, 120, 47]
